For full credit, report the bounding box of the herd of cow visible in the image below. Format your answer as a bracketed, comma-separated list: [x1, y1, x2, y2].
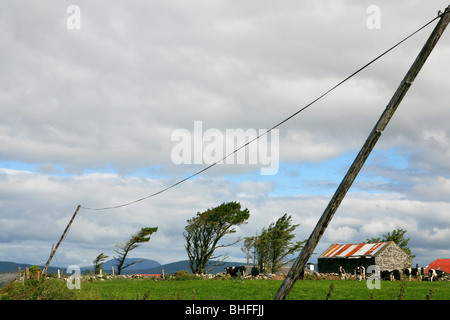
[340, 265, 447, 281]
[224, 265, 447, 283]
[224, 265, 258, 283]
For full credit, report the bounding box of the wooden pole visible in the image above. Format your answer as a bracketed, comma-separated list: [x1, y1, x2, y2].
[42, 205, 82, 275]
[274, 6, 450, 300]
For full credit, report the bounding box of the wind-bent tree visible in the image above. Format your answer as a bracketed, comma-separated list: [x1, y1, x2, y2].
[184, 201, 250, 274]
[114, 227, 158, 275]
[241, 236, 255, 270]
[250, 214, 305, 274]
[93, 253, 109, 274]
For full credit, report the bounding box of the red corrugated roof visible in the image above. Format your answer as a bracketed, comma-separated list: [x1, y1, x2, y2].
[346, 243, 366, 257]
[320, 242, 388, 258]
[424, 259, 450, 273]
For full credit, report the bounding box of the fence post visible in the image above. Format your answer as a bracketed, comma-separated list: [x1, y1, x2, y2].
[42, 205, 81, 275]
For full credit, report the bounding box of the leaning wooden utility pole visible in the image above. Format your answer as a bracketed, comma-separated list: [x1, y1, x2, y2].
[274, 6, 450, 300]
[42, 205, 81, 275]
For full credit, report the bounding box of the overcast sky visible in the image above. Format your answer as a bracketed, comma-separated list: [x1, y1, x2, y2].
[1, 1, 449, 271]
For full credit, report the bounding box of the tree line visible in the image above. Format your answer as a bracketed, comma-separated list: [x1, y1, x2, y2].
[91, 201, 414, 275]
[91, 201, 304, 275]
[183, 201, 305, 274]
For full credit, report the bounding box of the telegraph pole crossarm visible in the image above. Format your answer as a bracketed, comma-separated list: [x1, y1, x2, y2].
[274, 5, 450, 300]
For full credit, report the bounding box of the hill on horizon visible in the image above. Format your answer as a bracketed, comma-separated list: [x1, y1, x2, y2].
[0, 259, 248, 275]
[118, 260, 250, 275]
[81, 258, 161, 273]
[0, 261, 60, 274]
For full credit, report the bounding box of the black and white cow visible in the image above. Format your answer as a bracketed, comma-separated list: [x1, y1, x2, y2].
[391, 269, 402, 281]
[250, 266, 260, 280]
[380, 269, 401, 281]
[403, 266, 424, 281]
[381, 270, 392, 281]
[428, 268, 445, 281]
[225, 266, 246, 283]
[403, 268, 412, 281]
[429, 268, 437, 281]
[338, 266, 347, 280]
[354, 266, 365, 281]
[417, 267, 425, 280]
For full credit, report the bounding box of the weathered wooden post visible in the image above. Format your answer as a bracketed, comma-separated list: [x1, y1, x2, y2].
[25, 267, 30, 281]
[42, 205, 81, 275]
[274, 6, 450, 300]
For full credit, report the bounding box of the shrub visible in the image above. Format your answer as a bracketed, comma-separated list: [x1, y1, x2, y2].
[1, 279, 79, 300]
[29, 265, 41, 279]
[173, 270, 200, 281]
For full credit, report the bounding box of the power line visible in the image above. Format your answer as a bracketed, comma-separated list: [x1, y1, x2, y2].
[81, 13, 441, 211]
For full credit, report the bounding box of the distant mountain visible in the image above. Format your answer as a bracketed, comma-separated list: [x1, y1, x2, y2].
[0, 259, 159, 274]
[0, 261, 60, 274]
[0, 259, 246, 275]
[134, 260, 192, 275]
[82, 258, 161, 274]
[119, 260, 247, 275]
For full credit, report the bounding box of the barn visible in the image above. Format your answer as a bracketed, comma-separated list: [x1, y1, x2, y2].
[318, 241, 412, 273]
[425, 259, 450, 274]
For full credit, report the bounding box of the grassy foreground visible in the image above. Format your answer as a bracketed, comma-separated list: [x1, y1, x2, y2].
[1, 277, 449, 300]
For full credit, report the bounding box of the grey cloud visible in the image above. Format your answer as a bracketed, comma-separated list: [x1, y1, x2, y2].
[2, 1, 449, 174]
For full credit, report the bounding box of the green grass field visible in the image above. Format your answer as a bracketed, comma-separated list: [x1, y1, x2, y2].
[82, 278, 450, 300]
[3, 277, 449, 300]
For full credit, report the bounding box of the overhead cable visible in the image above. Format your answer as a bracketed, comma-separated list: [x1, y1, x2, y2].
[81, 13, 441, 211]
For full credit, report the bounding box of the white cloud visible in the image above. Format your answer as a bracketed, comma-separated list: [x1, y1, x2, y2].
[326, 226, 358, 242]
[0, 167, 449, 267]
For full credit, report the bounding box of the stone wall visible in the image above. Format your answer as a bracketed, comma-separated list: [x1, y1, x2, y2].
[374, 242, 412, 271]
